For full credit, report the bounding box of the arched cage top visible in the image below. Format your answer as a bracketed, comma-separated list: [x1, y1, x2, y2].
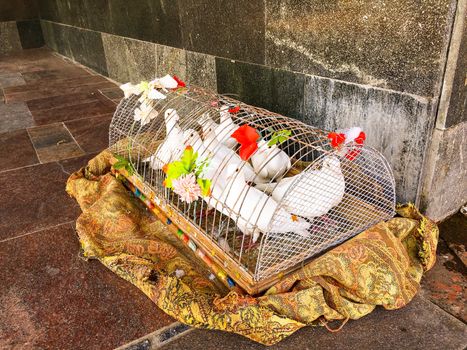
[109, 86, 396, 283]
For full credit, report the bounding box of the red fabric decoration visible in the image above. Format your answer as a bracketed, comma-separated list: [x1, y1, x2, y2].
[231, 125, 260, 161]
[346, 131, 365, 160]
[228, 106, 241, 114]
[173, 75, 186, 88]
[327, 132, 346, 148]
[355, 131, 366, 145]
[238, 142, 258, 161]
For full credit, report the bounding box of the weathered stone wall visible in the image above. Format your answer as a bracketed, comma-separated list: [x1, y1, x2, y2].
[35, 0, 465, 219]
[0, 0, 44, 54]
[420, 0, 467, 221]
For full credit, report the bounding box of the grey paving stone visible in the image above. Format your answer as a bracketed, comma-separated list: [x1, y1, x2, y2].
[0, 72, 26, 88]
[102, 33, 156, 83]
[0, 21, 22, 55]
[158, 296, 467, 350]
[28, 123, 85, 163]
[421, 236, 466, 322]
[0, 101, 35, 133]
[265, 0, 455, 97]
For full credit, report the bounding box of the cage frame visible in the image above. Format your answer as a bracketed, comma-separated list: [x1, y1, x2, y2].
[108, 85, 396, 294]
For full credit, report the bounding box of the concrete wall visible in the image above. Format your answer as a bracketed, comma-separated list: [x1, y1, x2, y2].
[35, 0, 465, 219]
[0, 0, 44, 54]
[420, 0, 467, 221]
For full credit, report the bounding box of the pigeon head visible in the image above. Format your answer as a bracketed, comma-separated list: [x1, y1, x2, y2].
[182, 129, 203, 149]
[164, 108, 179, 130]
[322, 156, 341, 170]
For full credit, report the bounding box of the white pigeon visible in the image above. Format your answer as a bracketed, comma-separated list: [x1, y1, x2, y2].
[144, 109, 184, 169]
[215, 105, 238, 149]
[197, 114, 263, 184]
[207, 164, 311, 243]
[251, 139, 292, 181]
[255, 156, 346, 219]
[182, 128, 247, 188]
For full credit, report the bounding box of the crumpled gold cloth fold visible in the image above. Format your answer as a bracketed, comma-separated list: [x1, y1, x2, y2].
[66, 150, 438, 346]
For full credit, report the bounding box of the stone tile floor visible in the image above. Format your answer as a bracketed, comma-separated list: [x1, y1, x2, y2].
[0, 48, 465, 350]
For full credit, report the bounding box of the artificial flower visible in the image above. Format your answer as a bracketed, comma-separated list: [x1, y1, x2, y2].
[147, 88, 167, 100]
[173, 75, 186, 88]
[268, 129, 291, 146]
[328, 132, 346, 148]
[134, 101, 158, 126]
[328, 128, 366, 161]
[228, 106, 240, 114]
[345, 131, 366, 160]
[158, 74, 178, 89]
[172, 173, 202, 204]
[354, 131, 366, 145]
[231, 125, 260, 161]
[120, 82, 142, 98]
[232, 125, 260, 145]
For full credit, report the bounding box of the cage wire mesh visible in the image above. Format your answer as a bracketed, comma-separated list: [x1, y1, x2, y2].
[109, 86, 396, 282]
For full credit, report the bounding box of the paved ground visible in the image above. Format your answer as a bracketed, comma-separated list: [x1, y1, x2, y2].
[0, 48, 465, 350]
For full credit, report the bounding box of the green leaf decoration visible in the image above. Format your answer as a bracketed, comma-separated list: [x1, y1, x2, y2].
[113, 160, 127, 169]
[164, 161, 188, 188]
[197, 178, 211, 196]
[164, 147, 213, 194]
[194, 156, 211, 177]
[113, 154, 134, 175]
[180, 146, 198, 173]
[125, 164, 134, 176]
[138, 81, 149, 91]
[268, 129, 292, 146]
[114, 154, 127, 162]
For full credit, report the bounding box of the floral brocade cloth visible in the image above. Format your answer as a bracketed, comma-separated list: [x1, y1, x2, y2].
[66, 150, 439, 346]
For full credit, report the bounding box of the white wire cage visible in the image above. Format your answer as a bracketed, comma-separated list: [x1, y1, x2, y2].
[109, 85, 396, 291]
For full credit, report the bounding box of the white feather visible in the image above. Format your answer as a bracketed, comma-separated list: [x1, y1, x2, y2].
[207, 164, 311, 242]
[251, 140, 291, 181]
[215, 105, 238, 149]
[255, 156, 345, 219]
[143, 109, 184, 169]
[197, 115, 262, 184]
[120, 82, 141, 98]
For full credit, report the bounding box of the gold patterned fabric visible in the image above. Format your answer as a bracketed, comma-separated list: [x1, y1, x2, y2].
[66, 151, 439, 346]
